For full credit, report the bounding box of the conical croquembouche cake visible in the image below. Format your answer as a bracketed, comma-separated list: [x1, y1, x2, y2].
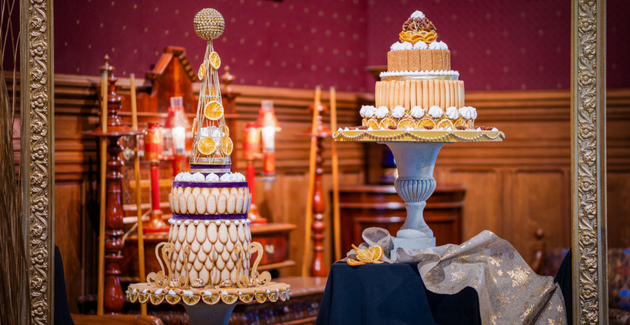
[126, 9, 290, 310]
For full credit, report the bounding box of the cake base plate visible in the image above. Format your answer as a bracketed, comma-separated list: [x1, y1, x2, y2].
[333, 129, 505, 143]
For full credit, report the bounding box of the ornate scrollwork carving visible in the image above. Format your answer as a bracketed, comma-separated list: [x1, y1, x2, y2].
[23, 0, 54, 324]
[575, 0, 604, 323]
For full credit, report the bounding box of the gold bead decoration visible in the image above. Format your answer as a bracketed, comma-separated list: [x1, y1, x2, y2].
[194, 8, 225, 40]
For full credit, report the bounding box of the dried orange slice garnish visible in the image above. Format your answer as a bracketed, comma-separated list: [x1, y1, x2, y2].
[367, 118, 379, 129]
[437, 119, 454, 130]
[204, 100, 224, 120]
[369, 246, 384, 261]
[220, 136, 233, 155]
[197, 137, 217, 156]
[379, 117, 396, 129]
[347, 258, 365, 266]
[221, 125, 230, 137]
[418, 118, 436, 129]
[453, 119, 467, 128]
[397, 118, 416, 129]
[209, 51, 221, 70]
[198, 64, 206, 81]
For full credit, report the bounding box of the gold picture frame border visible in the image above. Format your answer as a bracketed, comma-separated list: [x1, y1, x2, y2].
[571, 0, 608, 324]
[20, 0, 55, 324]
[15, 0, 609, 324]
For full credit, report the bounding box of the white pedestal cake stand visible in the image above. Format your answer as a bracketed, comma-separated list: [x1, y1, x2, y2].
[333, 129, 504, 260]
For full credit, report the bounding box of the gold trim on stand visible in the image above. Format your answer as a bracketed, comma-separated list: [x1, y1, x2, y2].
[571, 0, 607, 324]
[21, 0, 55, 324]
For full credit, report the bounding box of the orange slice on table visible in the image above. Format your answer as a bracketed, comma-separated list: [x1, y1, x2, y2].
[379, 117, 396, 129]
[418, 118, 436, 129]
[220, 136, 233, 155]
[197, 137, 217, 156]
[209, 51, 221, 70]
[347, 258, 365, 266]
[367, 118, 379, 129]
[397, 118, 416, 129]
[369, 245, 384, 261]
[198, 64, 206, 81]
[204, 100, 224, 120]
[437, 119, 454, 130]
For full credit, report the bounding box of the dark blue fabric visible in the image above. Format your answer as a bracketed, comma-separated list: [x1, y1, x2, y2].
[554, 248, 572, 325]
[316, 262, 481, 325]
[55, 245, 75, 325]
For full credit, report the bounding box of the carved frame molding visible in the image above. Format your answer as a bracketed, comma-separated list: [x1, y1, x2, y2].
[571, 0, 608, 324]
[20, 0, 55, 324]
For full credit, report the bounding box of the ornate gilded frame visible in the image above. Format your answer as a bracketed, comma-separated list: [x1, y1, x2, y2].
[571, 0, 607, 324]
[13, 0, 607, 324]
[20, 0, 55, 324]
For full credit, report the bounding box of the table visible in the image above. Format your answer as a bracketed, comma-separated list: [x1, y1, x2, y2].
[316, 262, 481, 325]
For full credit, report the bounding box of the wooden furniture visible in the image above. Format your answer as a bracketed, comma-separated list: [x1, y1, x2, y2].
[296, 103, 331, 277]
[337, 184, 465, 254]
[72, 314, 164, 325]
[83, 58, 141, 314]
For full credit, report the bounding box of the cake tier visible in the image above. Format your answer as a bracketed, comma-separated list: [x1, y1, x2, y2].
[375, 79, 465, 110]
[387, 49, 450, 72]
[167, 218, 252, 286]
[168, 182, 251, 217]
[362, 115, 473, 131]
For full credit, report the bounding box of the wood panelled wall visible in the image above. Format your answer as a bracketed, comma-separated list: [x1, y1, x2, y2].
[12, 72, 630, 312]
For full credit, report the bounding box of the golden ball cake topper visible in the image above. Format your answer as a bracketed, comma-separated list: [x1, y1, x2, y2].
[194, 8, 225, 40]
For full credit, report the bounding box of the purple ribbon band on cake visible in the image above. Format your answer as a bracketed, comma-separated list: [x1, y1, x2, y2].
[171, 213, 249, 220]
[172, 181, 248, 188]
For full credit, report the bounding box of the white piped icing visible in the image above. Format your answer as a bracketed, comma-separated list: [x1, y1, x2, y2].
[168, 289, 177, 296]
[391, 106, 406, 118]
[204, 220, 210, 226]
[429, 41, 440, 50]
[390, 42, 404, 51]
[142, 289, 149, 294]
[460, 106, 478, 119]
[401, 42, 413, 50]
[379, 70, 459, 78]
[344, 127, 350, 131]
[445, 107, 459, 120]
[476, 127, 482, 131]
[492, 127, 499, 132]
[428, 106, 443, 118]
[367, 127, 374, 131]
[410, 10, 425, 19]
[413, 41, 428, 50]
[219, 173, 233, 182]
[194, 220, 199, 225]
[375, 106, 389, 119]
[155, 288, 163, 295]
[203, 291, 212, 297]
[410, 106, 425, 118]
[192, 172, 205, 182]
[360, 105, 375, 118]
[183, 290, 194, 296]
[206, 173, 219, 182]
[438, 41, 448, 50]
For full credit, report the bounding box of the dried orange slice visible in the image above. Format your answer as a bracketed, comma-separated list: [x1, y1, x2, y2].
[198, 64, 206, 81]
[209, 51, 221, 70]
[197, 137, 217, 156]
[379, 117, 396, 129]
[220, 136, 233, 155]
[418, 118, 436, 129]
[221, 125, 230, 137]
[453, 118, 467, 128]
[397, 118, 416, 129]
[437, 119, 454, 130]
[369, 245, 383, 261]
[204, 100, 224, 120]
[367, 118, 379, 129]
[347, 258, 365, 266]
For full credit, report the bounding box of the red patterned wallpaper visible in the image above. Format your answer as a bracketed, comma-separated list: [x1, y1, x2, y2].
[55, 0, 629, 92]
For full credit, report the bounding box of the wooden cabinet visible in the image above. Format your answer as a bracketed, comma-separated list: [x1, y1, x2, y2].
[337, 184, 465, 254]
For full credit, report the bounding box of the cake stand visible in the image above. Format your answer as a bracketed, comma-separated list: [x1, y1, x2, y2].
[126, 283, 291, 325]
[333, 129, 504, 259]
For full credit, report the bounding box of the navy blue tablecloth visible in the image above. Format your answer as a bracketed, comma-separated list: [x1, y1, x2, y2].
[316, 262, 481, 325]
